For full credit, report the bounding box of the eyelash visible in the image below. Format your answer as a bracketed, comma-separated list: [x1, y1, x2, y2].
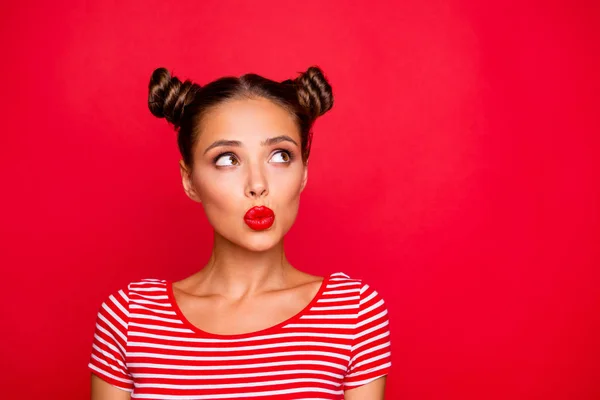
[213, 149, 296, 165]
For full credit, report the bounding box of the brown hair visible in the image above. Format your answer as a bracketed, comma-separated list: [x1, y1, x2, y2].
[148, 66, 334, 167]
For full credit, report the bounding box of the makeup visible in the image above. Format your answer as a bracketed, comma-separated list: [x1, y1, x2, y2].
[244, 206, 275, 231]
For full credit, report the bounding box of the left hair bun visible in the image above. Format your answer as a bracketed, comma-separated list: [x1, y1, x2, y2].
[148, 67, 200, 128]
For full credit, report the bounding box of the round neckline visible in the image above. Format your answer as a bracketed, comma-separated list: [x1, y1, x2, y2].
[166, 272, 331, 339]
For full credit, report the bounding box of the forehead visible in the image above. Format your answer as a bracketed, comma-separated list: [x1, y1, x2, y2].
[197, 97, 300, 143]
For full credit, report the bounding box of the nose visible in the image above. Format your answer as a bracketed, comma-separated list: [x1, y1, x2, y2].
[245, 163, 269, 199]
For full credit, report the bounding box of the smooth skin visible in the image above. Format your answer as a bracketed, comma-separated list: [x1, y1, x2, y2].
[91, 97, 387, 399]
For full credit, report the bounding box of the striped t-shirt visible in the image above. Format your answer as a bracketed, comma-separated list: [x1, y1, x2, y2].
[88, 271, 392, 399]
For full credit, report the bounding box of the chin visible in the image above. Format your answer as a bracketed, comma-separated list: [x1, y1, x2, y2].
[212, 219, 289, 252]
[239, 231, 282, 252]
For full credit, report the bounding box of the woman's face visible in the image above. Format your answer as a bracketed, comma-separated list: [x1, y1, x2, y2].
[180, 97, 308, 252]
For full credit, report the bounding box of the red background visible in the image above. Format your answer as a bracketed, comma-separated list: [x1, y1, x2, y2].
[1, 0, 599, 398]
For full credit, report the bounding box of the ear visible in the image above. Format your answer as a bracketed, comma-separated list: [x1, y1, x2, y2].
[299, 163, 308, 193]
[179, 160, 202, 203]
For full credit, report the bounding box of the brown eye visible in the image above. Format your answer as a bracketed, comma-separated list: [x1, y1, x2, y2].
[215, 153, 239, 166]
[270, 150, 291, 163]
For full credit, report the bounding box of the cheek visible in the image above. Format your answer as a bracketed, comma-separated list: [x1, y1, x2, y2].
[269, 167, 305, 227]
[271, 167, 304, 201]
[193, 173, 245, 239]
[192, 170, 242, 212]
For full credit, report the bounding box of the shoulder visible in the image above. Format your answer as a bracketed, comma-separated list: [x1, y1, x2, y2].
[127, 278, 168, 293]
[328, 271, 361, 285]
[328, 271, 389, 313]
[328, 271, 385, 296]
[97, 278, 168, 308]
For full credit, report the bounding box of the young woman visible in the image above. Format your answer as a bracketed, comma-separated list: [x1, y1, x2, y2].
[88, 65, 392, 399]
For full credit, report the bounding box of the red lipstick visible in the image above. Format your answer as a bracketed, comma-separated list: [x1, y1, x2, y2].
[244, 206, 275, 231]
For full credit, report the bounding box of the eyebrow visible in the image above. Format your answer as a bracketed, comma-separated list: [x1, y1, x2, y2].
[203, 135, 298, 154]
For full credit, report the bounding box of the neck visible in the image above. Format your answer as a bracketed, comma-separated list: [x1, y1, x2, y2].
[198, 231, 293, 298]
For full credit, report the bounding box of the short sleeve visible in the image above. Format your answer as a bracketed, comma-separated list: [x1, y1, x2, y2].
[343, 282, 392, 389]
[87, 287, 134, 392]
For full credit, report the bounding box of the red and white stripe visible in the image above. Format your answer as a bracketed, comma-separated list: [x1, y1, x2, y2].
[88, 271, 391, 399]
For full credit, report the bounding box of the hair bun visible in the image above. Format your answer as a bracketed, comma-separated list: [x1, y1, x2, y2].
[148, 67, 200, 128]
[296, 66, 334, 120]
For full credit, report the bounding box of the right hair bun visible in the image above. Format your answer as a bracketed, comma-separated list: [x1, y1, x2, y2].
[296, 66, 334, 120]
[148, 67, 200, 128]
